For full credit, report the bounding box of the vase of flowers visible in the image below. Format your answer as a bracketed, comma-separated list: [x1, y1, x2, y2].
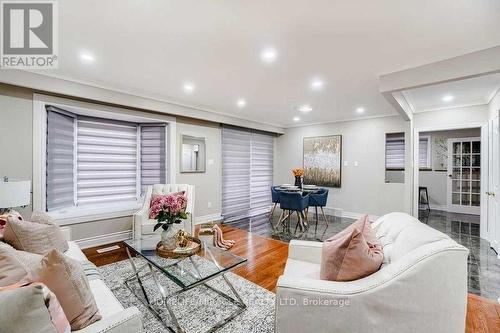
[292, 168, 304, 188]
[149, 192, 189, 250]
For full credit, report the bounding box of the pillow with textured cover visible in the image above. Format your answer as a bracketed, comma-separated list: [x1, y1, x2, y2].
[0, 282, 71, 333]
[0, 242, 41, 287]
[3, 211, 68, 254]
[320, 215, 383, 281]
[35, 249, 101, 331]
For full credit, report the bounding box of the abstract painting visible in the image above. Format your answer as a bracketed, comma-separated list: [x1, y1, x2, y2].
[303, 135, 342, 187]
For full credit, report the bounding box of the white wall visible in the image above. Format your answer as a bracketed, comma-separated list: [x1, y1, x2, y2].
[176, 120, 222, 220]
[419, 128, 481, 209]
[0, 83, 223, 242]
[413, 104, 489, 129]
[275, 115, 410, 217]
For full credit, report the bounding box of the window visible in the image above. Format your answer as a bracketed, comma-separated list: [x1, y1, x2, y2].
[418, 135, 431, 169]
[385, 133, 405, 170]
[46, 106, 167, 213]
[222, 126, 274, 222]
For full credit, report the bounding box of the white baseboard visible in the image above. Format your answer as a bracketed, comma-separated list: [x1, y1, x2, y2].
[195, 213, 223, 225]
[321, 207, 379, 222]
[74, 230, 132, 249]
[428, 204, 447, 211]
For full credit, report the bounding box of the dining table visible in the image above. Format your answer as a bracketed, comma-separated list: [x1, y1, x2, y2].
[274, 185, 325, 233]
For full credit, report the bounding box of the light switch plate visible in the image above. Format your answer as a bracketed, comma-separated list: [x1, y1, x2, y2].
[208, 159, 214, 165]
[344, 161, 349, 166]
[354, 161, 359, 167]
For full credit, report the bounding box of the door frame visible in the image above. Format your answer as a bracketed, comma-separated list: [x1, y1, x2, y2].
[413, 122, 488, 240]
[446, 137, 481, 215]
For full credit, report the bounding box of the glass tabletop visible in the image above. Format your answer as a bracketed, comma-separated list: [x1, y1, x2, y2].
[124, 236, 247, 290]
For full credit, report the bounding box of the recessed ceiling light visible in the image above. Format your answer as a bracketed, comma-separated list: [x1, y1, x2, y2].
[293, 116, 300, 122]
[298, 104, 313, 113]
[260, 47, 278, 63]
[236, 99, 246, 108]
[442, 95, 454, 102]
[183, 83, 195, 93]
[310, 78, 324, 90]
[79, 52, 95, 63]
[356, 107, 365, 114]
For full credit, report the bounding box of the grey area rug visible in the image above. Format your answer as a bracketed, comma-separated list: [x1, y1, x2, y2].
[98, 258, 275, 333]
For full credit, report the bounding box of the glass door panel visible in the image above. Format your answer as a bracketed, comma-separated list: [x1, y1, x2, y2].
[448, 138, 481, 214]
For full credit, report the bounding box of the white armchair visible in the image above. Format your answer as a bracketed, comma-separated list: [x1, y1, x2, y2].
[275, 212, 469, 333]
[133, 184, 195, 239]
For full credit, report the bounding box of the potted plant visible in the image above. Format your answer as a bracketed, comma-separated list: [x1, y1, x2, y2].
[292, 168, 304, 188]
[149, 192, 189, 250]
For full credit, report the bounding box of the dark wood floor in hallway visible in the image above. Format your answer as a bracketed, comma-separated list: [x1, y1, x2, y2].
[84, 224, 500, 333]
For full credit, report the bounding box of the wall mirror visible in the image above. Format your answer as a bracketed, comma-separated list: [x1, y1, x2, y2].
[181, 134, 206, 173]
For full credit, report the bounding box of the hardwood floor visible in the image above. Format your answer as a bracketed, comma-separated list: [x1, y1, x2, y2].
[83, 224, 500, 332]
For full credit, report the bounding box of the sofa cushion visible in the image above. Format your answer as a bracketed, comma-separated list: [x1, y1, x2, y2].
[89, 279, 124, 317]
[372, 212, 450, 264]
[35, 249, 101, 331]
[284, 258, 320, 279]
[65, 241, 88, 262]
[320, 215, 383, 281]
[4, 211, 69, 254]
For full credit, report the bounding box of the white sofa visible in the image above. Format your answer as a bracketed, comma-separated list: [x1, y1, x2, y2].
[133, 184, 195, 239]
[275, 212, 469, 333]
[65, 241, 142, 333]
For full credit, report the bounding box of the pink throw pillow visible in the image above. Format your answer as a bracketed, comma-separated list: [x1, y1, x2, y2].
[320, 215, 383, 281]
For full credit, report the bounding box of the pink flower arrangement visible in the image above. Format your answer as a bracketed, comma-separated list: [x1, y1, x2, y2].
[149, 191, 188, 231]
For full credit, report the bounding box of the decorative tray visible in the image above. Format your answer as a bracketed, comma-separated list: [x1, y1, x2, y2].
[156, 236, 202, 259]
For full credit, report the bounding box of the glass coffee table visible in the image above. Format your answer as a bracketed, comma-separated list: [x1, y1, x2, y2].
[123, 236, 247, 333]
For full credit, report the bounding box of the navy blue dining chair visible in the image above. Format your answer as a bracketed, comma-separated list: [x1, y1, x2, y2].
[277, 191, 310, 232]
[308, 188, 329, 228]
[269, 186, 281, 221]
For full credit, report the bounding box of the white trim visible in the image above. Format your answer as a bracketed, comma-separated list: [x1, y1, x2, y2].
[285, 113, 397, 128]
[74, 230, 133, 250]
[54, 206, 139, 226]
[322, 207, 379, 223]
[195, 213, 223, 225]
[428, 204, 448, 212]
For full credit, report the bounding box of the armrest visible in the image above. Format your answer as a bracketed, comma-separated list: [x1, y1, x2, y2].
[74, 307, 142, 333]
[288, 240, 323, 264]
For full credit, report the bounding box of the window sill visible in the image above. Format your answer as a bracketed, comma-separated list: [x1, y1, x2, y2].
[49, 202, 142, 226]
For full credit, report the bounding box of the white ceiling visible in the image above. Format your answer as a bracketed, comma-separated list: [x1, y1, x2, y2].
[402, 73, 500, 113]
[32, 0, 500, 127]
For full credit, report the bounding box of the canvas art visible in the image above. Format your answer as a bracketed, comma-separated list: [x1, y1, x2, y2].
[303, 135, 342, 187]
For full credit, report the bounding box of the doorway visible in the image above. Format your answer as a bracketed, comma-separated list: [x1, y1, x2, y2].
[414, 125, 487, 239]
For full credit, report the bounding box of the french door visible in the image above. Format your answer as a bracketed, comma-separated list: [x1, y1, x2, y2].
[447, 137, 481, 215]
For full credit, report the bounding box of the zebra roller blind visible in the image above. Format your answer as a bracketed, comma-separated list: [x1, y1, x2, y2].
[46, 105, 167, 212]
[76, 117, 138, 205]
[140, 125, 167, 193]
[46, 110, 76, 211]
[222, 126, 274, 222]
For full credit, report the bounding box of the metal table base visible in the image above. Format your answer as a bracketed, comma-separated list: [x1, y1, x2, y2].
[124, 247, 247, 333]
